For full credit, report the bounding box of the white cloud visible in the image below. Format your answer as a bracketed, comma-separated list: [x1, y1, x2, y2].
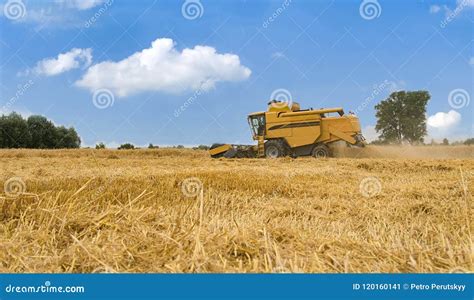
[32, 48, 92, 76]
[0, 1, 108, 27]
[427, 110, 461, 129]
[55, 0, 107, 10]
[430, 5, 441, 13]
[426, 111, 470, 142]
[458, 0, 474, 7]
[2, 6, 64, 24]
[76, 38, 251, 97]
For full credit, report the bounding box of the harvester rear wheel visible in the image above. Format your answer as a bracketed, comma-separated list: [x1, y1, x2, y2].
[311, 144, 331, 158]
[265, 140, 286, 158]
[223, 148, 238, 158]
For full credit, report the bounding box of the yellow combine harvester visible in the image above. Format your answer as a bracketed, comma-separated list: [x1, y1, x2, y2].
[209, 101, 365, 158]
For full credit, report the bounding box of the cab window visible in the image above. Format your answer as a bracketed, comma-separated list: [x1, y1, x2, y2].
[248, 115, 265, 136]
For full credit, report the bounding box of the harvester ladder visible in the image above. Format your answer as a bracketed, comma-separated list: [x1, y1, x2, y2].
[257, 136, 265, 157]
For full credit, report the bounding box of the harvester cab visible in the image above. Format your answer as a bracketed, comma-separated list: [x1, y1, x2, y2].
[247, 113, 265, 139]
[209, 100, 365, 159]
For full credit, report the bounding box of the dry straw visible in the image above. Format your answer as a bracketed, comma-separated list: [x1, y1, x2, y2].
[0, 146, 472, 273]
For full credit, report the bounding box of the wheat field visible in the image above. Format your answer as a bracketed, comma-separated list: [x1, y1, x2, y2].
[0, 146, 472, 273]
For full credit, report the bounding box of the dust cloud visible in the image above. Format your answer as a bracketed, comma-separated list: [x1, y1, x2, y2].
[332, 145, 473, 159]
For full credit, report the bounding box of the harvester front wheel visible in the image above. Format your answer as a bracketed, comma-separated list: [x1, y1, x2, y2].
[265, 140, 286, 158]
[311, 144, 331, 158]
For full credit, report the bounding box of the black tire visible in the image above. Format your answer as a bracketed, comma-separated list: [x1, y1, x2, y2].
[311, 144, 331, 158]
[223, 148, 237, 158]
[211, 153, 224, 158]
[235, 150, 247, 158]
[265, 140, 286, 158]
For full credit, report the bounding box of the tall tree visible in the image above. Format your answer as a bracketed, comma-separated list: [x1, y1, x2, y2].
[375, 91, 430, 144]
[0, 113, 31, 148]
[27, 115, 57, 148]
[55, 126, 81, 148]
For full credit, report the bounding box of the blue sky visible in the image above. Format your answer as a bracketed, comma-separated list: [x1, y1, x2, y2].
[0, 0, 472, 147]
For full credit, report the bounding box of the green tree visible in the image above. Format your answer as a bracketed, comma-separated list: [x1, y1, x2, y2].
[0, 112, 31, 148]
[375, 91, 430, 144]
[0, 112, 81, 149]
[118, 143, 135, 150]
[27, 115, 57, 148]
[193, 144, 209, 150]
[464, 138, 474, 145]
[55, 126, 81, 148]
[96, 142, 106, 149]
[442, 138, 449, 145]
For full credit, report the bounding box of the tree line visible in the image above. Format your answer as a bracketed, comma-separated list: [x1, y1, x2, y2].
[0, 112, 80, 149]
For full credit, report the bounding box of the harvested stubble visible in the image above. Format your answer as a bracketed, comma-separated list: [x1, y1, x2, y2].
[0, 146, 472, 273]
